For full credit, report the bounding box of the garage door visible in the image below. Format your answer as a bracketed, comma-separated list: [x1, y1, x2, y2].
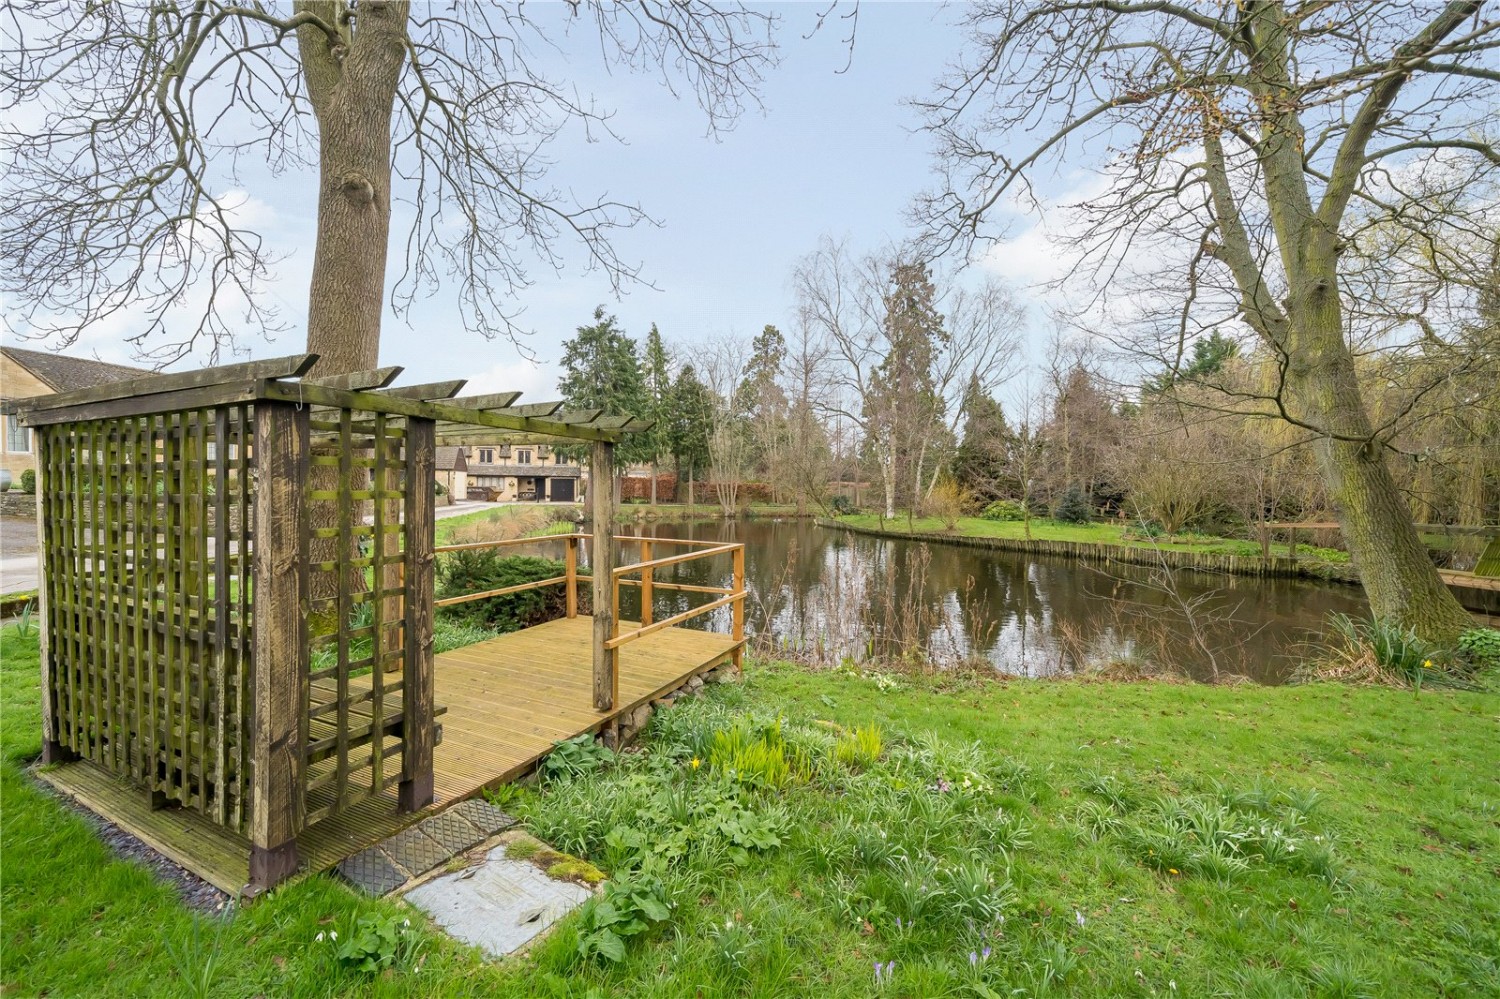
[551, 478, 575, 502]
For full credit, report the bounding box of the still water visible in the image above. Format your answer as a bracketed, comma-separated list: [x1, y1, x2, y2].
[591, 519, 1369, 683]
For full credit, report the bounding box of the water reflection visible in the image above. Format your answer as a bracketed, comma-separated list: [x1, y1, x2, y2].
[605, 519, 1370, 683]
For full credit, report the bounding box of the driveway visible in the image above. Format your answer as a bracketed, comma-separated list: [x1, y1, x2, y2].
[0, 516, 38, 594]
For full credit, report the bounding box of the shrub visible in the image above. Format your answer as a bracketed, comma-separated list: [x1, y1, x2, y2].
[925, 476, 966, 530]
[1052, 485, 1092, 524]
[434, 479, 446, 496]
[830, 494, 856, 516]
[436, 550, 570, 632]
[20, 469, 35, 493]
[980, 499, 1026, 522]
[1458, 627, 1500, 669]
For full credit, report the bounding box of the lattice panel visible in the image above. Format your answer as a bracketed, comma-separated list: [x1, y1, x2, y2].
[38, 407, 255, 830]
[303, 409, 412, 826]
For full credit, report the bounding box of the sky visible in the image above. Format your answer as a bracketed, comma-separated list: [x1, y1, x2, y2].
[3, 3, 1080, 401]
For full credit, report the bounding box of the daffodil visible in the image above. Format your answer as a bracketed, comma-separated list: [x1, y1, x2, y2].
[690, 757, 701, 770]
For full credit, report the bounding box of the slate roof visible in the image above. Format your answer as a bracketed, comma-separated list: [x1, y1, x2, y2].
[435, 446, 468, 472]
[1, 346, 149, 394]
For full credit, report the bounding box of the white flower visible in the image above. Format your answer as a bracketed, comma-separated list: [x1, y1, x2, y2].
[315, 931, 325, 942]
[330, 930, 338, 941]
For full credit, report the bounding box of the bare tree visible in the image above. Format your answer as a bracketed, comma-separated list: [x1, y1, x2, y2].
[2, 2, 776, 371]
[701, 335, 752, 516]
[916, 1, 1500, 640]
[793, 236, 1023, 520]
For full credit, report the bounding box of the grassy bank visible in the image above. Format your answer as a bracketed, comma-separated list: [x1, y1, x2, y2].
[3, 625, 1496, 995]
[832, 514, 1351, 565]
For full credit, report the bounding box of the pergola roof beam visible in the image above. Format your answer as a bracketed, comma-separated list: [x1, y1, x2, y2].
[14, 353, 318, 413]
[378, 380, 468, 401]
[304, 366, 403, 391]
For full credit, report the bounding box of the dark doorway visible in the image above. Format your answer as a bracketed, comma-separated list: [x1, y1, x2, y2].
[551, 478, 575, 502]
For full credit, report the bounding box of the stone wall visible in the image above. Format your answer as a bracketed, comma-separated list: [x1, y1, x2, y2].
[0, 492, 36, 518]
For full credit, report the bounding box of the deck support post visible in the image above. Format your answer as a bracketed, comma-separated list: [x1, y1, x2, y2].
[565, 535, 578, 618]
[249, 402, 309, 891]
[399, 417, 437, 812]
[732, 544, 745, 674]
[590, 441, 617, 712]
[640, 538, 653, 627]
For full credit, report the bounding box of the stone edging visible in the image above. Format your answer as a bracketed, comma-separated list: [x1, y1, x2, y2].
[815, 518, 1362, 586]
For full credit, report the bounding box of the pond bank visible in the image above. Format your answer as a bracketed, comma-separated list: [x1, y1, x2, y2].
[818, 516, 1360, 583]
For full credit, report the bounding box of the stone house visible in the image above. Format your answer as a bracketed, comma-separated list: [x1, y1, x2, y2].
[1, 347, 148, 480]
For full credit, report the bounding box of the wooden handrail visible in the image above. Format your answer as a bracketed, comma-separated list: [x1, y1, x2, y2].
[611, 543, 740, 577]
[435, 533, 580, 554]
[605, 590, 747, 649]
[434, 574, 569, 607]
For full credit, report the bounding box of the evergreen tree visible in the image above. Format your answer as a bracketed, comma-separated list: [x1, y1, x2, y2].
[557, 306, 650, 464]
[642, 323, 673, 502]
[867, 261, 946, 517]
[739, 324, 790, 491]
[666, 364, 713, 502]
[952, 373, 1016, 502]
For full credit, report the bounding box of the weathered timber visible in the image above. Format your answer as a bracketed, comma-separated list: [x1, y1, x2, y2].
[16, 353, 317, 414]
[249, 401, 308, 890]
[304, 366, 404, 390]
[439, 391, 525, 411]
[257, 382, 631, 442]
[591, 440, 618, 711]
[377, 380, 468, 401]
[400, 417, 436, 812]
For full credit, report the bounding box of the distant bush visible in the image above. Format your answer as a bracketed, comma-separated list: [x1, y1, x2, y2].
[1052, 485, 1092, 524]
[925, 476, 966, 530]
[434, 479, 446, 496]
[980, 499, 1026, 522]
[19, 469, 35, 494]
[436, 551, 573, 632]
[829, 495, 856, 516]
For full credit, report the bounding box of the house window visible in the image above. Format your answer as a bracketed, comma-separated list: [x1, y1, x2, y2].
[517, 449, 532, 465]
[477, 447, 494, 464]
[5, 415, 29, 454]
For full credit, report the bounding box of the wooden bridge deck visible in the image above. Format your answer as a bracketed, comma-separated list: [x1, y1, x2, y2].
[37, 616, 740, 893]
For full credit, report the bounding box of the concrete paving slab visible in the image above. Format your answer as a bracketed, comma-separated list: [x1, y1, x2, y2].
[405, 846, 593, 958]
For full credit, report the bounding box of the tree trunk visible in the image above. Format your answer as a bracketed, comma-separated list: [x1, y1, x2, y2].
[297, 0, 409, 374]
[1287, 269, 1473, 643]
[650, 460, 658, 505]
[296, 2, 410, 613]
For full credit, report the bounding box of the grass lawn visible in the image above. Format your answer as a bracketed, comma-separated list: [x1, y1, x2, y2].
[3, 625, 1497, 996]
[834, 514, 1353, 564]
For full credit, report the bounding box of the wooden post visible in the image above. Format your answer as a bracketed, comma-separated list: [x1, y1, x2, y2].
[731, 544, 745, 675]
[590, 441, 617, 712]
[35, 432, 72, 764]
[640, 538, 653, 627]
[399, 417, 436, 812]
[249, 401, 308, 890]
[1288, 527, 1298, 563]
[1260, 520, 1270, 561]
[564, 535, 578, 618]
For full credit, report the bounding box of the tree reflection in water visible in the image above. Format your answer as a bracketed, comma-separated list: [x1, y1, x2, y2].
[605, 519, 1370, 683]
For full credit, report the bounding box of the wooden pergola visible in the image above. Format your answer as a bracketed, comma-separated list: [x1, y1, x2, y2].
[13, 354, 743, 892]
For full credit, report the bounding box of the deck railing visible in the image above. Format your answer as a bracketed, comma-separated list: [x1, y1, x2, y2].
[433, 531, 747, 674]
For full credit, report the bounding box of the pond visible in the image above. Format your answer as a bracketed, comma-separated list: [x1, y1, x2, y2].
[596, 518, 1370, 684]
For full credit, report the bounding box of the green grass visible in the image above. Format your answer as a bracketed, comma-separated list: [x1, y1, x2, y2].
[3, 625, 1497, 996]
[835, 514, 1355, 563]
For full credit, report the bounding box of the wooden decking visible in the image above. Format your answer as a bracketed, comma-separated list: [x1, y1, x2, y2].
[37, 616, 740, 893]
